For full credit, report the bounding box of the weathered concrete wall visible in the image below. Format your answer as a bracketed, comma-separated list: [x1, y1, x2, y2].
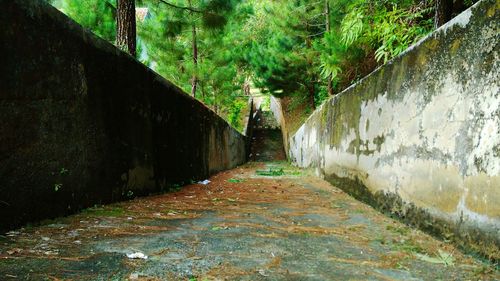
[289, 0, 499, 259]
[270, 96, 290, 158]
[243, 98, 256, 159]
[0, 0, 246, 230]
[242, 98, 254, 137]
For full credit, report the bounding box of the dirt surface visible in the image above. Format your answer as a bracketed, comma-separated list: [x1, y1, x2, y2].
[0, 162, 498, 280]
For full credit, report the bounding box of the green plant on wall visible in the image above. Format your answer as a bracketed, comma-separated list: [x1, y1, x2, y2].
[340, 0, 433, 63]
[54, 183, 63, 192]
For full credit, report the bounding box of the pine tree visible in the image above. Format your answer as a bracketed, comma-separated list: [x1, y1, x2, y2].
[60, 0, 116, 42]
[117, 0, 136, 57]
[152, 0, 237, 98]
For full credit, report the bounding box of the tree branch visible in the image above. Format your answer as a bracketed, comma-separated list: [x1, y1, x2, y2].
[158, 0, 204, 13]
[105, 1, 116, 11]
[306, 31, 325, 37]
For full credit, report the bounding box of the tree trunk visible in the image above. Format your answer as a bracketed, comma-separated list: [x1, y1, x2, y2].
[116, 0, 136, 57]
[191, 24, 198, 98]
[189, 0, 198, 98]
[435, 0, 453, 28]
[325, 0, 334, 96]
[453, 0, 465, 15]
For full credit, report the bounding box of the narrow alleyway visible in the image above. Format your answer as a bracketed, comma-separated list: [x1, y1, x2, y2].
[0, 106, 498, 280]
[1, 0, 499, 279]
[0, 163, 498, 280]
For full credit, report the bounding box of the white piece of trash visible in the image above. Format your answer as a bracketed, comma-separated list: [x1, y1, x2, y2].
[197, 179, 210, 185]
[127, 252, 148, 259]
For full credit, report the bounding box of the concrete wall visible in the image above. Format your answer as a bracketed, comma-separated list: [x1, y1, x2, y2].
[270, 96, 290, 158]
[0, 0, 246, 230]
[243, 98, 256, 158]
[289, 0, 499, 259]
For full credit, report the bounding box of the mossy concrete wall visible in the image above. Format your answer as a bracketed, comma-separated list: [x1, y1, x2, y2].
[270, 96, 290, 158]
[0, 0, 246, 231]
[243, 98, 255, 158]
[289, 0, 499, 259]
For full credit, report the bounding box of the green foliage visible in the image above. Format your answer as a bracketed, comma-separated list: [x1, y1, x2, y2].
[56, 0, 442, 123]
[415, 250, 455, 266]
[227, 178, 244, 183]
[54, 183, 63, 192]
[256, 167, 285, 176]
[260, 96, 270, 111]
[81, 206, 125, 217]
[138, 0, 247, 128]
[341, 8, 364, 46]
[60, 0, 116, 41]
[226, 98, 247, 132]
[239, 0, 329, 109]
[340, 0, 433, 63]
[316, 31, 345, 83]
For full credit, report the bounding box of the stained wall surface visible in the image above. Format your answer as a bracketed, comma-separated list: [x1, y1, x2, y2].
[0, 0, 246, 230]
[289, 0, 499, 258]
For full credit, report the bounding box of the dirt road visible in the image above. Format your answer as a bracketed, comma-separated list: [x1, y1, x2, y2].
[0, 162, 497, 280]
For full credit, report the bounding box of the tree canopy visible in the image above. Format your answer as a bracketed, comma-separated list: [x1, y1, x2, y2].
[51, 0, 477, 130]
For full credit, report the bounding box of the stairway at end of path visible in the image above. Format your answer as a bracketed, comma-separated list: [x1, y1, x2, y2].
[249, 107, 286, 162]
